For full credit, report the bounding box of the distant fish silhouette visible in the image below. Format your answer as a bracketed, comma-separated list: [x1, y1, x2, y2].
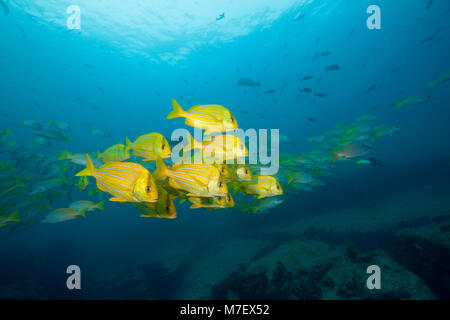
[426, 0, 434, 10]
[0, 0, 9, 15]
[85, 64, 94, 69]
[264, 89, 276, 94]
[238, 78, 260, 87]
[365, 84, 377, 93]
[306, 117, 317, 123]
[325, 64, 341, 72]
[314, 92, 327, 98]
[420, 27, 442, 43]
[347, 29, 355, 40]
[299, 75, 313, 81]
[313, 50, 330, 61]
[216, 13, 225, 21]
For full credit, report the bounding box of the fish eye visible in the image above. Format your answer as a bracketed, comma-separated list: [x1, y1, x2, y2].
[218, 182, 223, 188]
[218, 196, 222, 200]
[145, 186, 151, 193]
[221, 167, 225, 173]
[245, 169, 248, 174]
[227, 194, 231, 201]
[276, 185, 280, 190]
[162, 144, 165, 150]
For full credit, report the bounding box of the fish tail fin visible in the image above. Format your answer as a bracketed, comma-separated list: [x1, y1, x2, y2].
[96, 151, 102, 161]
[429, 81, 436, 88]
[8, 211, 20, 222]
[75, 154, 96, 177]
[167, 98, 186, 119]
[79, 209, 86, 218]
[153, 155, 168, 180]
[395, 101, 402, 109]
[57, 149, 71, 160]
[331, 152, 340, 163]
[96, 200, 105, 211]
[287, 172, 294, 184]
[125, 136, 133, 151]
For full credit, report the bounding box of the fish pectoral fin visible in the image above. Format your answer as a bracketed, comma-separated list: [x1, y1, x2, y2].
[190, 204, 202, 209]
[140, 214, 155, 218]
[255, 195, 266, 199]
[109, 197, 128, 202]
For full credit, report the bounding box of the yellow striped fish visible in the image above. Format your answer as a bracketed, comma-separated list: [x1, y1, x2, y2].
[185, 133, 248, 162]
[241, 175, 283, 199]
[133, 187, 177, 219]
[97, 143, 130, 162]
[167, 98, 238, 135]
[154, 156, 228, 197]
[75, 154, 158, 203]
[176, 154, 230, 178]
[188, 193, 234, 209]
[126, 133, 171, 161]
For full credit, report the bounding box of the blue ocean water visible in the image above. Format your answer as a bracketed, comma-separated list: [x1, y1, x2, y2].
[0, 0, 450, 300]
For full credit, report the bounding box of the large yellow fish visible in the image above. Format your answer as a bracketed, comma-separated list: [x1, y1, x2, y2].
[167, 98, 238, 135]
[97, 143, 130, 162]
[185, 133, 248, 162]
[75, 154, 158, 203]
[133, 186, 177, 219]
[154, 156, 228, 197]
[126, 133, 171, 161]
[188, 193, 235, 209]
[240, 175, 283, 199]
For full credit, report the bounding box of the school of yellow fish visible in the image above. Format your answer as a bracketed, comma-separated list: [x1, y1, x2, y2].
[74, 98, 283, 219]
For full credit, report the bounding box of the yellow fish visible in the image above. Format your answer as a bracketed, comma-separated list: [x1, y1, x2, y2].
[167, 98, 238, 135]
[185, 133, 248, 162]
[228, 164, 252, 181]
[42, 208, 86, 224]
[214, 163, 229, 178]
[240, 175, 283, 199]
[0, 210, 20, 228]
[75, 154, 158, 203]
[188, 193, 235, 209]
[126, 133, 171, 161]
[133, 186, 177, 219]
[154, 156, 228, 197]
[97, 143, 130, 162]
